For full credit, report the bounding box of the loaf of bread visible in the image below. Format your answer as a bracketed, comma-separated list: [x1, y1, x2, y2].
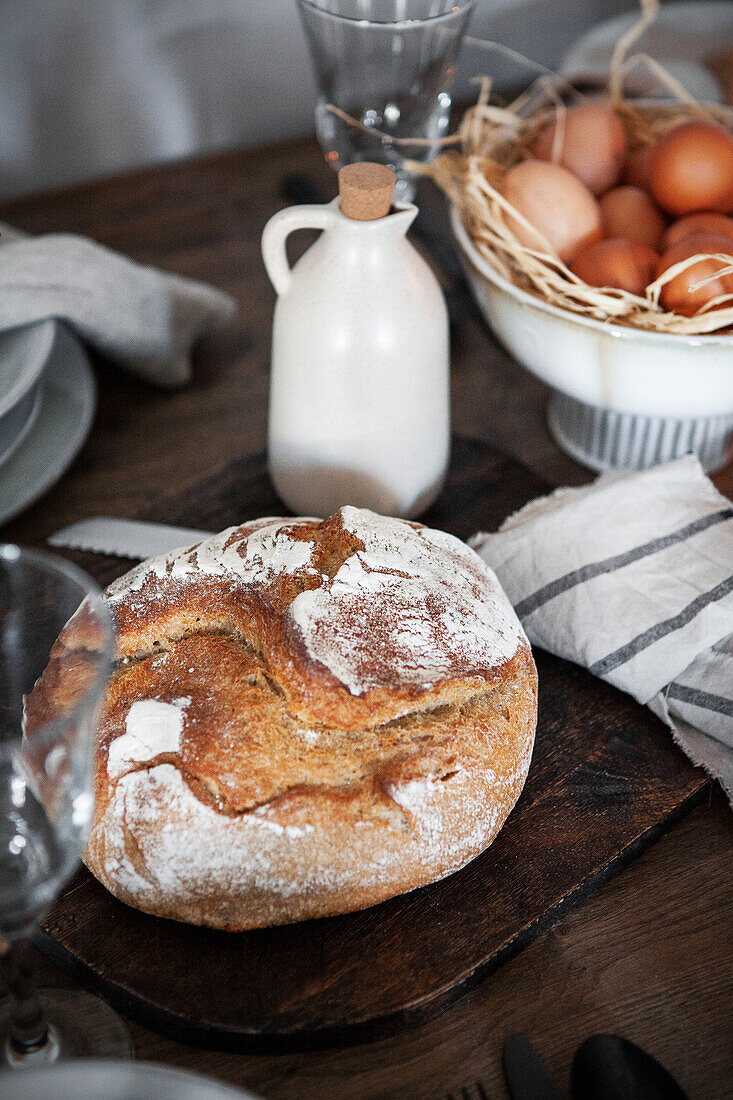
[30, 507, 537, 930]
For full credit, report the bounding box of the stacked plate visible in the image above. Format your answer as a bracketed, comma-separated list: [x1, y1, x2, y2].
[0, 1060, 260, 1099]
[0, 321, 95, 525]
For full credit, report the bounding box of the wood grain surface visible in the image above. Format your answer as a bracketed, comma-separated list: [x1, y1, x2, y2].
[37, 438, 709, 1051]
[0, 135, 730, 1094]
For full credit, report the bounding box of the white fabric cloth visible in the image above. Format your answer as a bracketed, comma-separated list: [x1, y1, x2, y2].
[0, 222, 236, 388]
[471, 457, 733, 802]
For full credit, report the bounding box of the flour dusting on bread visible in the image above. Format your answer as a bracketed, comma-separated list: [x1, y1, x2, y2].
[289, 506, 523, 695]
[107, 697, 190, 778]
[106, 517, 316, 601]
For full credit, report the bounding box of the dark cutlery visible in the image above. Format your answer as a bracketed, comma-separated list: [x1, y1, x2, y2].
[503, 1032, 561, 1100]
[571, 1034, 689, 1100]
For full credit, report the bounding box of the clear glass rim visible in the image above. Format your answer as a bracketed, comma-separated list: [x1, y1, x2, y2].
[0, 544, 115, 755]
[296, 0, 474, 28]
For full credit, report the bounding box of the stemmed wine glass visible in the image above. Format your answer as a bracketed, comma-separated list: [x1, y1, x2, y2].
[0, 544, 132, 1068]
[297, 0, 475, 201]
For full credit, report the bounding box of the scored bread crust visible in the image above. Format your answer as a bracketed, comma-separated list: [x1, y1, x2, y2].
[29, 507, 538, 930]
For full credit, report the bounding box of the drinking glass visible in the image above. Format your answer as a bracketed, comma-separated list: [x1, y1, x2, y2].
[297, 0, 474, 200]
[0, 545, 131, 1068]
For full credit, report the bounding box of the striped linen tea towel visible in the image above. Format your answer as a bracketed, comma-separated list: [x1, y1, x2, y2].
[471, 455, 733, 803]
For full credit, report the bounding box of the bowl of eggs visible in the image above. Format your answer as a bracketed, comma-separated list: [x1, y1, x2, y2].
[438, 95, 733, 471]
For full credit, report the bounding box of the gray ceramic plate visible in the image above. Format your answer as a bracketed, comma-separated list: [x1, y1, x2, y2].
[0, 1060, 259, 1100]
[0, 320, 56, 466]
[0, 325, 96, 526]
[0, 379, 43, 466]
[0, 320, 55, 418]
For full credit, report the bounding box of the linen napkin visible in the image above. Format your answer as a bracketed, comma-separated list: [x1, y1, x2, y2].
[471, 456, 733, 802]
[0, 221, 236, 387]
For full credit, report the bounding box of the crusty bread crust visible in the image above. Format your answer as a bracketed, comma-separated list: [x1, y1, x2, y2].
[31, 507, 537, 930]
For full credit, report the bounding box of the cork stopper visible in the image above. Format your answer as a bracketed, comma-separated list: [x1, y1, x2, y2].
[338, 163, 396, 221]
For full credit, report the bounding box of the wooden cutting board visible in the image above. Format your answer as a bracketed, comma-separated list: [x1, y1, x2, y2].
[37, 436, 709, 1052]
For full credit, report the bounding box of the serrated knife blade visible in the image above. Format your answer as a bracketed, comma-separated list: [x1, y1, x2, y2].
[48, 517, 213, 560]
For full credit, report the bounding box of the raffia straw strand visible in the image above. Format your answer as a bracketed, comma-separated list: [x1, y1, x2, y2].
[648, 254, 733, 293]
[325, 104, 461, 147]
[464, 37, 588, 102]
[618, 53, 718, 116]
[608, 0, 658, 104]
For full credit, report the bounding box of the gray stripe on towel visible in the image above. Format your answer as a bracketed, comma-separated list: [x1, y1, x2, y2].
[589, 574, 733, 678]
[667, 683, 733, 718]
[514, 508, 733, 619]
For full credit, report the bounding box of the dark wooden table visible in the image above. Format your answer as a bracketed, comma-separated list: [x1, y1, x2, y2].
[1, 136, 731, 1099]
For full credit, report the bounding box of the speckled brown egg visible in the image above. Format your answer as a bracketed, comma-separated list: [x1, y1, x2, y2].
[534, 103, 627, 195]
[499, 159, 602, 262]
[623, 143, 656, 190]
[656, 233, 733, 315]
[663, 212, 733, 250]
[599, 186, 666, 250]
[571, 238, 659, 296]
[650, 122, 733, 216]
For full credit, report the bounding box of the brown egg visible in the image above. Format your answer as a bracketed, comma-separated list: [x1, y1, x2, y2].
[656, 234, 733, 316]
[571, 238, 659, 296]
[599, 186, 666, 249]
[650, 121, 733, 216]
[499, 159, 602, 262]
[534, 103, 627, 195]
[663, 212, 733, 250]
[623, 144, 656, 189]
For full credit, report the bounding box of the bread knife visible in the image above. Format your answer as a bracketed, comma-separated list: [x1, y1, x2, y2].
[48, 517, 213, 560]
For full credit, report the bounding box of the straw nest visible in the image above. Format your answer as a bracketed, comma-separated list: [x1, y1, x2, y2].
[413, 1, 733, 335]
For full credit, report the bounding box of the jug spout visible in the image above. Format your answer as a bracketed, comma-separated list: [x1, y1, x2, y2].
[384, 202, 418, 236]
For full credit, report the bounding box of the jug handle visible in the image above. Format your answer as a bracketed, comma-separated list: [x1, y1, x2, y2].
[261, 204, 336, 296]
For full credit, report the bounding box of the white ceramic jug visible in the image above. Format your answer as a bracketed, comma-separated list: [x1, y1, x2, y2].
[262, 166, 449, 519]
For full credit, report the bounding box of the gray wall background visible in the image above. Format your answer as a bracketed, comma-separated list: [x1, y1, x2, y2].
[0, 0, 644, 200]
